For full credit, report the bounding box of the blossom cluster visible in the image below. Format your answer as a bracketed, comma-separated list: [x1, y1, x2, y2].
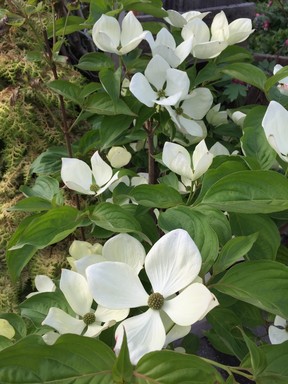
[33, 230, 218, 364]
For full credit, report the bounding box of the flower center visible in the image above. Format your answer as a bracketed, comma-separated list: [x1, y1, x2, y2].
[83, 312, 96, 325]
[157, 89, 166, 98]
[176, 107, 183, 115]
[90, 184, 99, 193]
[147, 292, 164, 310]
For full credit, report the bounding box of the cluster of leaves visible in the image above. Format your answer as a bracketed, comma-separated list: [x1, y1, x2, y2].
[0, 0, 288, 383]
[248, 0, 288, 56]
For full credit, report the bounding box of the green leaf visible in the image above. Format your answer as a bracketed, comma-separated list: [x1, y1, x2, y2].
[221, 63, 267, 91]
[159, 206, 219, 275]
[216, 45, 253, 64]
[99, 115, 134, 150]
[48, 80, 83, 105]
[84, 93, 136, 116]
[0, 334, 115, 383]
[135, 350, 224, 383]
[0, 313, 26, 340]
[201, 170, 288, 213]
[20, 292, 72, 327]
[206, 307, 248, 360]
[7, 197, 53, 212]
[265, 65, 288, 93]
[76, 52, 114, 71]
[252, 342, 288, 384]
[123, 1, 167, 17]
[194, 61, 221, 86]
[112, 331, 133, 383]
[20, 176, 60, 201]
[213, 260, 288, 318]
[129, 184, 183, 208]
[9, 206, 81, 250]
[99, 67, 121, 103]
[89, 202, 142, 234]
[213, 233, 259, 274]
[47, 16, 85, 37]
[241, 106, 276, 169]
[240, 330, 266, 377]
[30, 146, 67, 176]
[229, 213, 281, 261]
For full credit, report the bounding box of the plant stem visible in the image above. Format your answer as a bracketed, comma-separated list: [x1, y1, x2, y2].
[200, 356, 254, 380]
[144, 119, 156, 184]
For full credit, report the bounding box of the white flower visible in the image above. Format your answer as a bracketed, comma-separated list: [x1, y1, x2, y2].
[273, 64, 288, 96]
[262, 101, 288, 162]
[107, 146, 131, 168]
[61, 151, 119, 195]
[0, 319, 15, 339]
[164, 9, 210, 28]
[67, 240, 103, 271]
[268, 316, 288, 344]
[26, 275, 56, 298]
[231, 111, 246, 127]
[162, 140, 214, 184]
[92, 11, 148, 55]
[74, 233, 146, 276]
[146, 28, 193, 68]
[209, 142, 230, 156]
[129, 55, 190, 108]
[86, 229, 218, 364]
[206, 104, 228, 127]
[182, 18, 228, 59]
[165, 87, 213, 144]
[211, 11, 253, 46]
[42, 269, 128, 337]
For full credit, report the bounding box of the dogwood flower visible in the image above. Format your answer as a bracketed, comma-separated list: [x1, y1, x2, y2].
[26, 275, 56, 298]
[181, 18, 228, 59]
[164, 9, 210, 28]
[146, 28, 193, 67]
[206, 104, 228, 127]
[74, 233, 146, 276]
[42, 269, 128, 337]
[165, 87, 213, 143]
[162, 140, 214, 185]
[129, 55, 190, 107]
[61, 151, 119, 195]
[262, 101, 288, 162]
[67, 240, 103, 271]
[268, 316, 288, 344]
[210, 11, 254, 46]
[86, 229, 218, 364]
[273, 64, 288, 96]
[92, 11, 148, 55]
[0, 319, 15, 339]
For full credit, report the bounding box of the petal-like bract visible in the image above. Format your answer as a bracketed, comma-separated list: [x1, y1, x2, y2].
[61, 158, 94, 195]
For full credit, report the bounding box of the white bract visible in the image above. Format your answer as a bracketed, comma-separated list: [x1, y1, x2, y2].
[262, 101, 288, 162]
[67, 240, 103, 271]
[268, 316, 288, 344]
[165, 87, 213, 144]
[0, 319, 15, 339]
[26, 275, 56, 298]
[86, 229, 218, 364]
[74, 233, 146, 276]
[273, 64, 288, 96]
[146, 28, 193, 67]
[210, 11, 254, 46]
[107, 146, 131, 168]
[42, 269, 128, 337]
[206, 104, 228, 127]
[164, 9, 210, 28]
[61, 151, 119, 195]
[181, 18, 228, 59]
[162, 140, 214, 184]
[129, 55, 190, 108]
[92, 11, 148, 55]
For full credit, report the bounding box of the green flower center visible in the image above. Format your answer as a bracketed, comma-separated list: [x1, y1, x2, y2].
[147, 292, 164, 310]
[175, 107, 183, 115]
[90, 184, 99, 193]
[83, 312, 96, 325]
[157, 89, 166, 98]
